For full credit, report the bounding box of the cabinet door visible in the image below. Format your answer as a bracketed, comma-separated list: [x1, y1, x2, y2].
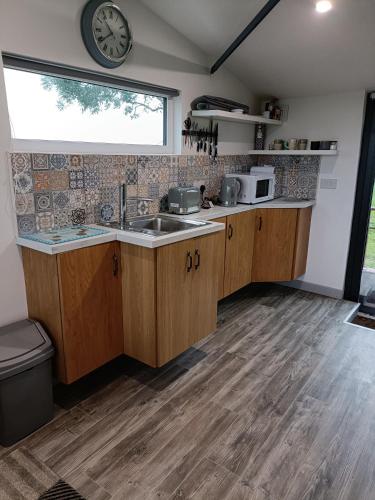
[252, 209, 298, 283]
[122, 244, 157, 367]
[212, 217, 226, 300]
[58, 242, 123, 383]
[191, 233, 220, 344]
[292, 207, 312, 279]
[156, 239, 194, 366]
[223, 211, 255, 297]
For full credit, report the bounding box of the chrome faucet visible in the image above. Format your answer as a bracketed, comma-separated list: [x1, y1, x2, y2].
[119, 183, 127, 229]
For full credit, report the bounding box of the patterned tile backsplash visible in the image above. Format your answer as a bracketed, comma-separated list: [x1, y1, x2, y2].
[10, 152, 320, 235]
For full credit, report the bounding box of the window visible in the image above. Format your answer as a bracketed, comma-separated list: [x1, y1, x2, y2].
[2, 56, 178, 153]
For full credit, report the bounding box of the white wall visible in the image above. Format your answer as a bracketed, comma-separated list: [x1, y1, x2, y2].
[0, 56, 28, 325]
[0, 0, 256, 326]
[267, 91, 366, 296]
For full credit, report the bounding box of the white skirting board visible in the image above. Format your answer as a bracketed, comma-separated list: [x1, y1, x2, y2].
[280, 280, 344, 299]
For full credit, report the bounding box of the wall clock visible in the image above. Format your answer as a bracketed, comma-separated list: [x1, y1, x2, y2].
[81, 0, 133, 68]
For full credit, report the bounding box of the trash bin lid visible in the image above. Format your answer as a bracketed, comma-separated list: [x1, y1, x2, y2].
[0, 319, 54, 380]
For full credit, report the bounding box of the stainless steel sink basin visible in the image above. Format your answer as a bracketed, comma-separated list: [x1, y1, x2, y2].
[98, 215, 210, 236]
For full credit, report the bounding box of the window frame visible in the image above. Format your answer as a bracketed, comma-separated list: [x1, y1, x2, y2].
[3, 53, 179, 155]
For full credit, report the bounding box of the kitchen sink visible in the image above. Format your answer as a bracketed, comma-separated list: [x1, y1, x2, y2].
[98, 215, 210, 236]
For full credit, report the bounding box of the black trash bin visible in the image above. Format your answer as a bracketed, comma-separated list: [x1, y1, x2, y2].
[0, 319, 54, 446]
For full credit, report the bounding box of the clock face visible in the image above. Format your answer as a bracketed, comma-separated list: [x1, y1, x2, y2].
[81, 0, 132, 68]
[92, 2, 132, 63]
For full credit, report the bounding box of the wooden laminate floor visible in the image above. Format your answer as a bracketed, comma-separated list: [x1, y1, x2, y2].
[1, 284, 374, 500]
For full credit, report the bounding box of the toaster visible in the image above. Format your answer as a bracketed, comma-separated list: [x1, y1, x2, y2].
[168, 186, 200, 214]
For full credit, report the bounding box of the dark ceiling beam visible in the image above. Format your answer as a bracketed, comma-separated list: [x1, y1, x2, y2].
[210, 0, 282, 74]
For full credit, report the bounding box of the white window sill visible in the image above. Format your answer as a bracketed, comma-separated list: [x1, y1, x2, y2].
[10, 139, 175, 155]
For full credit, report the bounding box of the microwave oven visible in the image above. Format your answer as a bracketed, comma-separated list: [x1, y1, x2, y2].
[226, 170, 275, 204]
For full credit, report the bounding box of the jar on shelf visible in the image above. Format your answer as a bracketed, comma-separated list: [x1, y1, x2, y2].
[254, 124, 266, 150]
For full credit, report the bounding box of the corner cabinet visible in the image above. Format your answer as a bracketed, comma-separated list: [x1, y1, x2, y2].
[122, 232, 221, 367]
[22, 243, 123, 384]
[252, 207, 312, 282]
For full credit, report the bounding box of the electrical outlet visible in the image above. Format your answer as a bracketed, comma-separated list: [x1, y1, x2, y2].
[320, 178, 338, 190]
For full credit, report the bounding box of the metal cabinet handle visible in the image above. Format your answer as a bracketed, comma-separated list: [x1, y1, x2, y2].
[194, 249, 200, 270]
[258, 216, 263, 231]
[228, 224, 234, 240]
[112, 254, 119, 277]
[186, 251, 193, 272]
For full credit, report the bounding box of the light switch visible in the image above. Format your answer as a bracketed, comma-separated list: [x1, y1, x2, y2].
[320, 178, 338, 190]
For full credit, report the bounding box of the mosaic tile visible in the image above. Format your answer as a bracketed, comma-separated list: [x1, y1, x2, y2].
[159, 183, 169, 197]
[126, 155, 138, 167]
[125, 167, 138, 185]
[159, 155, 172, 167]
[53, 191, 70, 210]
[36, 212, 54, 232]
[169, 164, 179, 183]
[15, 193, 35, 215]
[137, 199, 150, 216]
[99, 166, 118, 187]
[54, 210, 71, 228]
[100, 186, 118, 204]
[49, 171, 69, 191]
[17, 214, 36, 235]
[100, 204, 114, 222]
[127, 185, 137, 197]
[138, 166, 167, 184]
[69, 155, 83, 170]
[186, 156, 196, 167]
[178, 164, 188, 184]
[97, 155, 116, 167]
[69, 189, 86, 208]
[148, 200, 160, 215]
[72, 208, 86, 225]
[31, 153, 49, 170]
[85, 188, 101, 207]
[126, 198, 138, 218]
[84, 167, 100, 189]
[189, 164, 204, 180]
[83, 155, 101, 168]
[170, 156, 179, 169]
[33, 172, 50, 192]
[178, 156, 188, 167]
[85, 207, 96, 225]
[148, 183, 160, 199]
[137, 185, 149, 198]
[34, 192, 52, 212]
[11, 153, 31, 174]
[14, 171, 33, 194]
[49, 154, 69, 170]
[69, 170, 85, 189]
[137, 155, 150, 169]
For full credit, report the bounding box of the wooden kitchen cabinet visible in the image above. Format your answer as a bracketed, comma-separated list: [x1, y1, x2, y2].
[22, 242, 123, 384]
[122, 232, 221, 367]
[252, 207, 312, 282]
[223, 211, 256, 297]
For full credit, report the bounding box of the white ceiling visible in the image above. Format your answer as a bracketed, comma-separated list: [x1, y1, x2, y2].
[140, 0, 375, 97]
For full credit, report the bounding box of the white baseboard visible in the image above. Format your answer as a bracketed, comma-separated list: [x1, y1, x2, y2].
[280, 279, 344, 299]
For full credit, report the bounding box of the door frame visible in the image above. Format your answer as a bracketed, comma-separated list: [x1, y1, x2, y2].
[344, 92, 375, 301]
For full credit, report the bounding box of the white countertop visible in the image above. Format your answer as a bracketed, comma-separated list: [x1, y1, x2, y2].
[16, 220, 225, 255]
[175, 197, 315, 221]
[16, 197, 314, 255]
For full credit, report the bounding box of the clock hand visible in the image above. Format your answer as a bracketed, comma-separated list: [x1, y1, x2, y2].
[104, 20, 113, 36]
[100, 32, 113, 42]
